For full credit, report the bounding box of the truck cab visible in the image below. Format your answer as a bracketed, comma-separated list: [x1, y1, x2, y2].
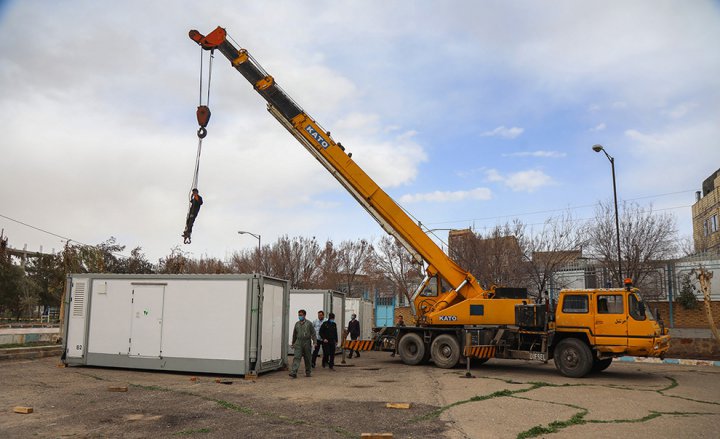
[552, 283, 670, 376]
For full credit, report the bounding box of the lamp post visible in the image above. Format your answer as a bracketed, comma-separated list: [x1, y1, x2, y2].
[592, 144, 622, 285]
[237, 230, 261, 255]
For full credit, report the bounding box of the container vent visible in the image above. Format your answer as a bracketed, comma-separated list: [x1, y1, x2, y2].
[72, 282, 86, 317]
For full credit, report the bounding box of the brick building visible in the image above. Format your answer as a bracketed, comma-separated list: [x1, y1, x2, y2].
[692, 168, 720, 254]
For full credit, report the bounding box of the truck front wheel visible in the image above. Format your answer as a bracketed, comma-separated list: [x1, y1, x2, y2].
[430, 334, 461, 368]
[397, 333, 427, 365]
[553, 338, 593, 378]
[591, 358, 613, 373]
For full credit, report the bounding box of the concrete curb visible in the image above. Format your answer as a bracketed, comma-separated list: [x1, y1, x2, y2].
[618, 356, 720, 367]
[0, 345, 63, 361]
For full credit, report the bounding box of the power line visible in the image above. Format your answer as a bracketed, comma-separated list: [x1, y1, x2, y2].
[425, 190, 695, 226]
[0, 212, 129, 258]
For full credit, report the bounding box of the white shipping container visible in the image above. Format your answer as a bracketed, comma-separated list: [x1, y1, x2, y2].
[63, 274, 289, 375]
[344, 298, 374, 340]
[288, 289, 345, 354]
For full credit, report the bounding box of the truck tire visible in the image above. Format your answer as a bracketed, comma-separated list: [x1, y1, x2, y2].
[430, 334, 461, 369]
[591, 358, 613, 373]
[553, 338, 593, 378]
[397, 333, 427, 366]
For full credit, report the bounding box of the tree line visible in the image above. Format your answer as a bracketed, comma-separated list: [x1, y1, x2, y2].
[0, 201, 695, 319]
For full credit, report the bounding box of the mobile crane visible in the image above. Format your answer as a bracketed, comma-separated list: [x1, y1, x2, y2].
[189, 27, 670, 377]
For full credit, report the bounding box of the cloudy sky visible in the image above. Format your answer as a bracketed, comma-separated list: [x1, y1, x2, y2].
[1, 0, 719, 261]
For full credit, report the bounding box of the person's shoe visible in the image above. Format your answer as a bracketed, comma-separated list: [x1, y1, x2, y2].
[356, 352, 360, 358]
[329, 366, 334, 370]
[322, 362, 327, 368]
[305, 373, 312, 377]
[311, 363, 316, 368]
[289, 373, 297, 378]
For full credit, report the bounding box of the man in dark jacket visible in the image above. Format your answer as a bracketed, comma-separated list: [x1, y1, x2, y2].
[347, 313, 361, 358]
[183, 188, 204, 243]
[319, 312, 338, 369]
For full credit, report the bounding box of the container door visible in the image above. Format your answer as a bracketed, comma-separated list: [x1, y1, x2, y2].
[331, 293, 344, 349]
[129, 285, 165, 357]
[261, 282, 285, 364]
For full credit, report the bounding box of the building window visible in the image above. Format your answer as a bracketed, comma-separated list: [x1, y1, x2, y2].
[712, 215, 718, 233]
[704, 219, 710, 236]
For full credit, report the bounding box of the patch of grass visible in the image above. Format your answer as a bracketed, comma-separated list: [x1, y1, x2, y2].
[658, 376, 679, 392]
[212, 399, 253, 414]
[174, 427, 212, 435]
[130, 384, 170, 392]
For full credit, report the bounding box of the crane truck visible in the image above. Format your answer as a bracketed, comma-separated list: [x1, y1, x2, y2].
[189, 26, 670, 378]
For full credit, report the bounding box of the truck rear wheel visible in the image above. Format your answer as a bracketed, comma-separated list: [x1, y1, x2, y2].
[591, 358, 613, 373]
[553, 338, 593, 378]
[397, 333, 427, 365]
[430, 334, 461, 368]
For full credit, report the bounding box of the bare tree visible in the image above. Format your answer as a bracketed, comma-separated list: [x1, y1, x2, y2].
[587, 201, 677, 289]
[337, 239, 373, 297]
[370, 236, 421, 305]
[692, 266, 720, 344]
[449, 222, 527, 290]
[316, 240, 342, 289]
[519, 213, 588, 298]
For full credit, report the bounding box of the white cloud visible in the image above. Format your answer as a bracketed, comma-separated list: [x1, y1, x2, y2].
[485, 169, 504, 183]
[503, 150, 566, 158]
[505, 170, 553, 192]
[590, 123, 606, 132]
[664, 102, 697, 119]
[485, 169, 553, 193]
[481, 126, 524, 139]
[399, 188, 492, 203]
[333, 113, 427, 187]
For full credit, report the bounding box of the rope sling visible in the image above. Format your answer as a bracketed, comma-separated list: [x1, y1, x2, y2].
[182, 48, 213, 244]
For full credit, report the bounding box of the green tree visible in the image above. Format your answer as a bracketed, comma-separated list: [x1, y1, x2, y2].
[676, 273, 698, 310]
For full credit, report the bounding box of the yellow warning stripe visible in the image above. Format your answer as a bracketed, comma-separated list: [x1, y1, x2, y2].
[463, 345, 497, 359]
[343, 340, 375, 351]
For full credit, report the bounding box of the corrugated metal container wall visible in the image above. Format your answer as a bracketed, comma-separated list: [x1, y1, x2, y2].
[62, 274, 289, 376]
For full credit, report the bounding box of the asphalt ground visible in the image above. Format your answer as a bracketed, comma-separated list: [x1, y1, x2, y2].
[1, 352, 718, 438]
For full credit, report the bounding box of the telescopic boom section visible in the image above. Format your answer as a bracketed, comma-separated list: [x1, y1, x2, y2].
[189, 27, 488, 313]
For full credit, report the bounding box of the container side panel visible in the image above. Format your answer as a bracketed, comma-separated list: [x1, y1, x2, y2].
[344, 298, 359, 337]
[261, 283, 285, 362]
[88, 280, 133, 355]
[288, 293, 324, 350]
[66, 279, 89, 358]
[331, 293, 345, 348]
[129, 285, 165, 357]
[362, 300, 374, 338]
[161, 280, 247, 361]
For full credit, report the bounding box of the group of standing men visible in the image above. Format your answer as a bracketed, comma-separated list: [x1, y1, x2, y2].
[289, 309, 364, 378]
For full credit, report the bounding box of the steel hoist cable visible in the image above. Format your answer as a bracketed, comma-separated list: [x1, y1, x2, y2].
[183, 47, 213, 244]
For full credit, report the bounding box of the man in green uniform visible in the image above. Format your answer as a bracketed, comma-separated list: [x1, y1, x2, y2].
[290, 309, 316, 378]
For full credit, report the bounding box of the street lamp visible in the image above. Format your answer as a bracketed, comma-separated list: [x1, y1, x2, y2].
[237, 231, 261, 255]
[592, 144, 622, 285]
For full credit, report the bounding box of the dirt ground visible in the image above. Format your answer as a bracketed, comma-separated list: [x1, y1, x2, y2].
[1, 352, 719, 438]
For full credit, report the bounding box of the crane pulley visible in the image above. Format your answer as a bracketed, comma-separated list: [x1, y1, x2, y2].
[182, 47, 214, 244]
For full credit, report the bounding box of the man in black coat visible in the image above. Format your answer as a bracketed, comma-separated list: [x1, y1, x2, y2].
[319, 312, 338, 369]
[183, 188, 204, 243]
[347, 313, 361, 358]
